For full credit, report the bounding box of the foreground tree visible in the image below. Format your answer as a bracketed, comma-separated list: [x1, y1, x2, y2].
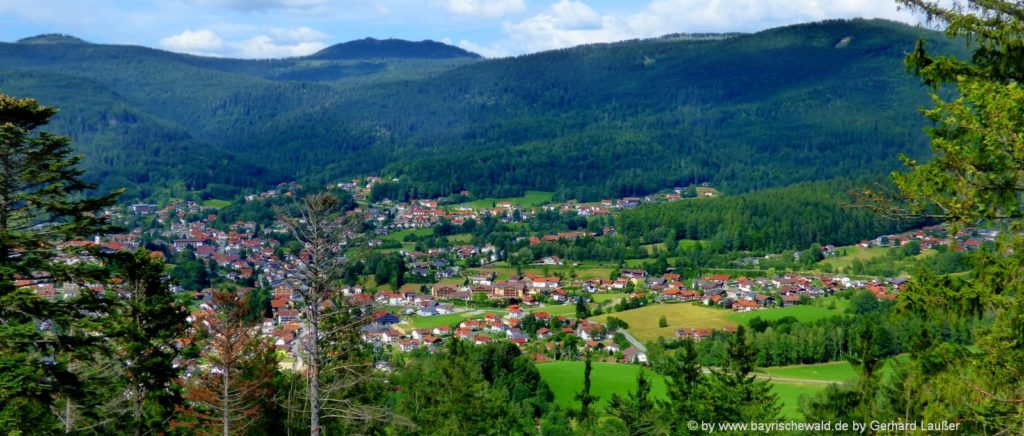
[276, 193, 390, 434]
[103, 250, 188, 435]
[179, 290, 279, 436]
[0, 94, 119, 431]
[606, 371, 661, 436]
[859, 1, 1024, 432]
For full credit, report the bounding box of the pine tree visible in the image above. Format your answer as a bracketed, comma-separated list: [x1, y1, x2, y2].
[606, 371, 660, 436]
[102, 250, 188, 435]
[864, 2, 1024, 432]
[178, 290, 279, 436]
[573, 353, 598, 427]
[0, 94, 119, 432]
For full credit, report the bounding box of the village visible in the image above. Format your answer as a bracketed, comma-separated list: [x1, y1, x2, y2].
[16, 177, 998, 368]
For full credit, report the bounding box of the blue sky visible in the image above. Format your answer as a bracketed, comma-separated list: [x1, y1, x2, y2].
[0, 0, 921, 58]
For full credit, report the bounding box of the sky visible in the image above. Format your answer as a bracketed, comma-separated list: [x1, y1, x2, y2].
[0, 0, 923, 58]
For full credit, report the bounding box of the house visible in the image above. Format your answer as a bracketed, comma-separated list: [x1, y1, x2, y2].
[372, 311, 401, 326]
[536, 327, 551, 339]
[431, 284, 459, 299]
[275, 309, 299, 324]
[781, 294, 801, 307]
[399, 339, 420, 352]
[539, 256, 563, 265]
[576, 321, 605, 341]
[508, 305, 523, 319]
[733, 299, 760, 312]
[432, 326, 451, 336]
[622, 347, 648, 364]
[620, 270, 647, 281]
[416, 304, 438, 317]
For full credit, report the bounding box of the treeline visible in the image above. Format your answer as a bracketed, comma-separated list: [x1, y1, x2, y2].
[617, 179, 927, 253]
[648, 290, 975, 369]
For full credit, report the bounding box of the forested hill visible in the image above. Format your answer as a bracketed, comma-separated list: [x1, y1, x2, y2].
[0, 19, 962, 202]
[308, 38, 481, 60]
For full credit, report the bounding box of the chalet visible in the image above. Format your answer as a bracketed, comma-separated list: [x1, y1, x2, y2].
[780, 294, 801, 307]
[431, 284, 459, 299]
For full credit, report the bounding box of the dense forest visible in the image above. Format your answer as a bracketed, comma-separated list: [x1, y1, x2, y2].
[0, 19, 963, 202]
[617, 179, 926, 252]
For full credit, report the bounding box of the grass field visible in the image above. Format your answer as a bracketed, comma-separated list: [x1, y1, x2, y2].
[456, 191, 554, 210]
[759, 361, 858, 383]
[728, 298, 849, 324]
[380, 228, 433, 242]
[771, 381, 825, 419]
[527, 304, 577, 317]
[537, 361, 668, 410]
[818, 245, 938, 274]
[404, 309, 507, 330]
[202, 199, 231, 209]
[471, 261, 616, 281]
[591, 303, 736, 342]
[592, 292, 627, 303]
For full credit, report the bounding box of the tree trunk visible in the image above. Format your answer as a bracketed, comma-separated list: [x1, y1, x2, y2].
[133, 389, 143, 436]
[65, 398, 72, 434]
[309, 321, 320, 436]
[223, 368, 231, 436]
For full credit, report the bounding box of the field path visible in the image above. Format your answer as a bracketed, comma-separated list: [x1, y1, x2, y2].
[750, 374, 839, 385]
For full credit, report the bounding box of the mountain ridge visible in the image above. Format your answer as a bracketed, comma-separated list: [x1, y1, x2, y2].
[0, 19, 961, 202]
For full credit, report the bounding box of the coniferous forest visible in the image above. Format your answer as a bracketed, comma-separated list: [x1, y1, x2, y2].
[5, 1, 1024, 435]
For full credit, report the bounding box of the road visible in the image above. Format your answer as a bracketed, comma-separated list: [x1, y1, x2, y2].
[620, 330, 647, 353]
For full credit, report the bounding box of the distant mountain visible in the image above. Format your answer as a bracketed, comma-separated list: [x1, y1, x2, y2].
[16, 34, 88, 45]
[307, 37, 481, 60]
[0, 19, 963, 202]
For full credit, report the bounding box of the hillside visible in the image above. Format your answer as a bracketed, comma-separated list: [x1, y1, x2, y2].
[0, 19, 961, 201]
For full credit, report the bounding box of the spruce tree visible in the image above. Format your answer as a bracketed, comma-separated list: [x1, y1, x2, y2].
[0, 94, 118, 431]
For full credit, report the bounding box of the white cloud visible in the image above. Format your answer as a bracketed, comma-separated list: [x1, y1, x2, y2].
[159, 26, 328, 58]
[234, 35, 327, 57]
[443, 0, 526, 18]
[159, 29, 225, 56]
[180, 0, 332, 12]
[457, 38, 509, 58]
[267, 26, 328, 42]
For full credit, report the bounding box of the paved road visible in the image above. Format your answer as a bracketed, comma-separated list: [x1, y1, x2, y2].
[620, 330, 647, 353]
